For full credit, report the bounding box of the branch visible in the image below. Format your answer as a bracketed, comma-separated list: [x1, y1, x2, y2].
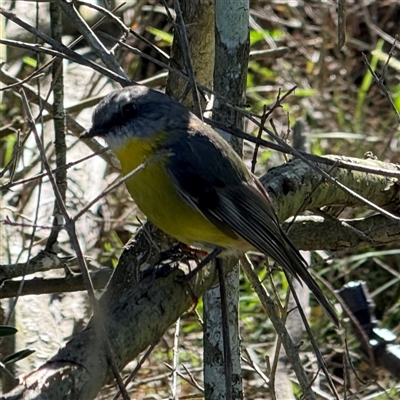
[284, 214, 400, 251]
[262, 154, 400, 222]
[4, 227, 223, 400]
[0, 270, 112, 299]
[0, 251, 70, 281]
[3, 155, 399, 398]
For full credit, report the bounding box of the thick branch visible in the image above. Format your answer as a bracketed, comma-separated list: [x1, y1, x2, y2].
[4, 227, 224, 399]
[285, 214, 400, 251]
[262, 155, 400, 221]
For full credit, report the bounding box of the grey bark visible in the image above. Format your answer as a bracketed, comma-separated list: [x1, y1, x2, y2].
[203, 2, 249, 400]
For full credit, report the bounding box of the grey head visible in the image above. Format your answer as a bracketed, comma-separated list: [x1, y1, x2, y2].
[81, 85, 192, 149]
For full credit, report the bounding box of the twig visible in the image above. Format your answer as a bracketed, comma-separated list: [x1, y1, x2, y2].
[251, 104, 268, 173]
[3, 218, 54, 230]
[0, 1, 127, 93]
[286, 277, 340, 399]
[0, 38, 129, 86]
[268, 120, 400, 223]
[0, 3, 131, 83]
[362, 48, 400, 123]
[171, 318, 181, 399]
[216, 259, 233, 400]
[129, 28, 170, 62]
[204, 118, 400, 179]
[112, 343, 157, 400]
[0, 270, 113, 299]
[55, 0, 128, 80]
[46, 2, 66, 250]
[313, 209, 374, 246]
[370, 257, 400, 297]
[73, 149, 172, 222]
[171, 0, 202, 118]
[1, 150, 106, 192]
[164, 363, 204, 393]
[75, 0, 129, 36]
[249, 47, 289, 60]
[19, 89, 130, 400]
[241, 348, 270, 387]
[0, 67, 119, 169]
[240, 255, 317, 400]
[181, 364, 204, 392]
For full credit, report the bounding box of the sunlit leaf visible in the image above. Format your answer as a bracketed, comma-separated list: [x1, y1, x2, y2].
[22, 56, 37, 68]
[146, 27, 173, 45]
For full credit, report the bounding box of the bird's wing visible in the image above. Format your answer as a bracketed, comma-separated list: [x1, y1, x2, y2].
[212, 182, 340, 326]
[166, 128, 339, 326]
[165, 126, 251, 241]
[165, 126, 301, 277]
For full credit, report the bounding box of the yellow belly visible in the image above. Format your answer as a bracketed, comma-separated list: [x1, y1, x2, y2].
[114, 138, 239, 249]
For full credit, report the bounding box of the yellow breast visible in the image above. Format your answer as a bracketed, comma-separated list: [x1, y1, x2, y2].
[114, 137, 241, 249]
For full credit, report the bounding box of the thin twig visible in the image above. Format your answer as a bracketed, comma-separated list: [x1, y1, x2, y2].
[112, 343, 157, 400]
[313, 209, 374, 246]
[204, 117, 400, 179]
[171, 0, 202, 118]
[129, 28, 170, 62]
[0, 67, 120, 169]
[0, 1, 127, 95]
[19, 89, 130, 400]
[55, 0, 128, 80]
[75, 0, 129, 36]
[362, 49, 400, 123]
[251, 104, 268, 173]
[240, 255, 317, 400]
[216, 259, 233, 400]
[73, 149, 172, 222]
[286, 277, 340, 399]
[0, 37, 130, 86]
[46, 2, 66, 250]
[171, 318, 181, 399]
[268, 120, 400, 223]
[1, 150, 106, 192]
[181, 364, 204, 392]
[241, 348, 270, 387]
[164, 363, 204, 393]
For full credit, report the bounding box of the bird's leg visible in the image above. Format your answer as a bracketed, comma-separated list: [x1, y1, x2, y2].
[156, 243, 185, 264]
[177, 247, 223, 281]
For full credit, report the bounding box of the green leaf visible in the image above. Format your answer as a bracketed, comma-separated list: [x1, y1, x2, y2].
[371, 49, 400, 72]
[250, 29, 283, 45]
[146, 27, 173, 45]
[391, 84, 400, 112]
[293, 88, 318, 97]
[1, 134, 17, 167]
[22, 56, 37, 68]
[3, 349, 36, 365]
[0, 326, 18, 337]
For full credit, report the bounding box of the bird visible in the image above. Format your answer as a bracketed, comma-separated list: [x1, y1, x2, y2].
[81, 85, 339, 326]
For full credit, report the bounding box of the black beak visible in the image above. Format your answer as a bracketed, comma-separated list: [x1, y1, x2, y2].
[80, 127, 100, 139]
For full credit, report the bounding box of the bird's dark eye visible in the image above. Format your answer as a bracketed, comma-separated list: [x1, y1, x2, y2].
[121, 103, 139, 119]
